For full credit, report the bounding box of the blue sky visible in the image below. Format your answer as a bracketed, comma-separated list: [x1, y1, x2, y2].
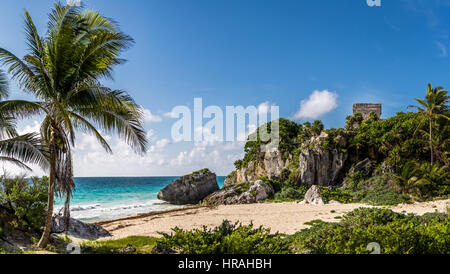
[1, 0, 450, 176]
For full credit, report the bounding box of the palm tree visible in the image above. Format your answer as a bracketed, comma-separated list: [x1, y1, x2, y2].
[409, 84, 450, 166]
[0, 70, 48, 172]
[0, 3, 148, 247]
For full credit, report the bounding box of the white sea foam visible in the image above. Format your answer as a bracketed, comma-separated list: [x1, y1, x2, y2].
[70, 204, 102, 211]
[54, 200, 182, 223]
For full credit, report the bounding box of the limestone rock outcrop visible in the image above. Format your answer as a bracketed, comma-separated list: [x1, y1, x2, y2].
[297, 132, 348, 186]
[51, 215, 111, 240]
[158, 169, 219, 205]
[299, 185, 324, 205]
[202, 180, 274, 206]
[228, 132, 350, 188]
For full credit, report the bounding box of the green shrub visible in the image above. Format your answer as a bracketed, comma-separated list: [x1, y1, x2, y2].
[290, 208, 450, 254]
[360, 188, 410, 206]
[274, 187, 305, 201]
[81, 236, 158, 254]
[226, 171, 236, 180]
[187, 168, 210, 177]
[0, 176, 48, 232]
[260, 177, 284, 193]
[280, 168, 291, 181]
[341, 175, 410, 206]
[157, 220, 290, 254]
[318, 187, 353, 204]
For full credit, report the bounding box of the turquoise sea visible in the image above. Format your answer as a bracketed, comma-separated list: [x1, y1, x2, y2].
[54, 177, 225, 223]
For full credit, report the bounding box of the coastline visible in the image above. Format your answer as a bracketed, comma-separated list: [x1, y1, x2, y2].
[93, 205, 204, 226]
[93, 198, 450, 241]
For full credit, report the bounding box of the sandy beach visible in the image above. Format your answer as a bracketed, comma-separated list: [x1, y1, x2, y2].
[96, 199, 450, 240]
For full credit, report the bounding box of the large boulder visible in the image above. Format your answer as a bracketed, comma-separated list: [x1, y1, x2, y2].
[202, 180, 274, 206]
[158, 169, 219, 205]
[299, 185, 324, 205]
[51, 215, 111, 240]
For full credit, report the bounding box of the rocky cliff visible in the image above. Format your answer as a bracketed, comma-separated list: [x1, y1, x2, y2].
[226, 130, 354, 188]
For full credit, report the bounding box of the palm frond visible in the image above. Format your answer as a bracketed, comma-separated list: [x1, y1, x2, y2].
[0, 133, 49, 170]
[74, 106, 148, 154]
[0, 156, 32, 171]
[0, 114, 18, 139]
[0, 100, 45, 119]
[69, 111, 112, 153]
[0, 69, 9, 100]
[0, 48, 37, 92]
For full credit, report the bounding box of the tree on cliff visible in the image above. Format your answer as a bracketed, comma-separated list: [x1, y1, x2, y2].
[409, 84, 449, 166]
[0, 3, 148, 247]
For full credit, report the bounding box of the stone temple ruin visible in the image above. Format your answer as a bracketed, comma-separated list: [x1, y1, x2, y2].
[353, 103, 382, 120]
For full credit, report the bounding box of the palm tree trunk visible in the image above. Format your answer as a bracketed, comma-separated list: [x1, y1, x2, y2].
[429, 116, 434, 166]
[63, 194, 71, 231]
[37, 134, 56, 248]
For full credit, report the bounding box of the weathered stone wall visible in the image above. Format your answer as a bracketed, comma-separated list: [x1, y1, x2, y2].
[353, 103, 382, 120]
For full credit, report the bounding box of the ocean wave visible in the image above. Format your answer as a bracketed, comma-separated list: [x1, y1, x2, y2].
[70, 204, 102, 211]
[54, 200, 182, 223]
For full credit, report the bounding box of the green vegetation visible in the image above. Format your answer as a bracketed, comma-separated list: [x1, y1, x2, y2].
[187, 168, 210, 177]
[360, 189, 410, 206]
[157, 220, 290, 254]
[81, 236, 158, 254]
[341, 175, 411, 206]
[236, 118, 305, 168]
[233, 181, 251, 193]
[226, 170, 236, 180]
[0, 176, 48, 233]
[409, 84, 449, 166]
[319, 187, 353, 204]
[77, 209, 449, 255]
[274, 187, 305, 201]
[288, 208, 450, 254]
[261, 176, 353, 204]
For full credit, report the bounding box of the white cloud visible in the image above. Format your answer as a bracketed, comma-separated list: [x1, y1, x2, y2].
[436, 42, 447, 57]
[142, 108, 162, 123]
[146, 129, 156, 141]
[70, 131, 243, 176]
[168, 140, 244, 175]
[294, 90, 338, 120]
[149, 138, 170, 152]
[164, 111, 178, 119]
[257, 101, 273, 115]
[2, 109, 254, 177]
[18, 120, 41, 135]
